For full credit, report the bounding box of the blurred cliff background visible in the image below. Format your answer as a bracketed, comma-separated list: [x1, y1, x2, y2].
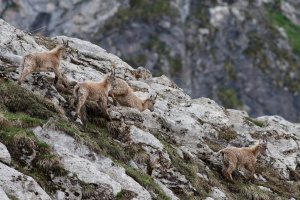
[1, 0, 300, 121]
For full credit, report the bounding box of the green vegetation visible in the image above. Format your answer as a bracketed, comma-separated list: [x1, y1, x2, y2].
[129, 0, 176, 22]
[224, 60, 236, 79]
[243, 31, 264, 57]
[116, 190, 137, 200]
[143, 34, 167, 55]
[254, 161, 300, 199]
[6, 193, 19, 200]
[217, 87, 243, 109]
[0, 80, 58, 119]
[123, 165, 171, 200]
[218, 129, 238, 141]
[264, 2, 300, 92]
[203, 137, 223, 152]
[121, 53, 146, 68]
[244, 116, 265, 127]
[267, 5, 300, 55]
[189, 2, 211, 27]
[0, 121, 68, 195]
[0, 113, 10, 129]
[151, 131, 211, 199]
[3, 111, 46, 127]
[169, 57, 182, 75]
[100, 0, 177, 31]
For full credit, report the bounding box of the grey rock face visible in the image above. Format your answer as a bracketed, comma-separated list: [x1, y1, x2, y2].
[0, 0, 120, 38]
[0, 142, 11, 165]
[33, 125, 152, 200]
[0, 162, 52, 200]
[0, 186, 10, 200]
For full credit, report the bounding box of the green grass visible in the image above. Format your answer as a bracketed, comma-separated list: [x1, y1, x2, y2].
[129, 0, 176, 22]
[244, 31, 264, 57]
[3, 111, 46, 126]
[151, 131, 211, 199]
[0, 80, 57, 120]
[218, 130, 238, 141]
[6, 193, 19, 200]
[0, 124, 66, 195]
[143, 34, 167, 54]
[123, 165, 171, 200]
[224, 60, 236, 79]
[217, 87, 243, 109]
[244, 117, 265, 127]
[267, 7, 300, 55]
[99, 0, 177, 32]
[169, 57, 182, 75]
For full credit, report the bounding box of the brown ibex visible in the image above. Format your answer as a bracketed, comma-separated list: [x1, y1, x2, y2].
[219, 141, 267, 182]
[18, 40, 69, 87]
[70, 73, 114, 121]
[109, 76, 156, 112]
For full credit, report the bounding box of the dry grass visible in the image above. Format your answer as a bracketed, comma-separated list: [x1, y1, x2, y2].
[13, 134, 37, 150]
[81, 184, 95, 199]
[124, 144, 150, 165]
[36, 154, 62, 173]
[240, 185, 271, 200]
[0, 113, 10, 129]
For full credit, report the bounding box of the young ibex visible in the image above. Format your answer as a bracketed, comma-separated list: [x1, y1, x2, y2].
[109, 77, 156, 112]
[70, 73, 114, 121]
[18, 40, 69, 87]
[219, 141, 267, 182]
[108, 62, 157, 112]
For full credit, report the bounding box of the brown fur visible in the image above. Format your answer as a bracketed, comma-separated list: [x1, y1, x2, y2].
[109, 77, 156, 112]
[70, 74, 114, 121]
[219, 142, 267, 182]
[18, 43, 69, 87]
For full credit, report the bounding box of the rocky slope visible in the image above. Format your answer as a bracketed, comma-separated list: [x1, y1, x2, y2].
[0, 19, 300, 200]
[2, 0, 300, 121]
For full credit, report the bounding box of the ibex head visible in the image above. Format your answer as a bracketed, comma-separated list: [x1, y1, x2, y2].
[147, 94, 157, 112]
[60, 39, 71, 59]
[258, 138, 268, 156]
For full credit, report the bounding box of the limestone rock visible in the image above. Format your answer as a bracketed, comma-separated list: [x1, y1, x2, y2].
[32, 125, 152, 199]
[0, 142, 11, 165]
[0, 186, 10, 200]
[0, 162, 52, 200]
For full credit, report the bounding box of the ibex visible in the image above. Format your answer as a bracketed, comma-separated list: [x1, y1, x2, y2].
[18, 40, 69, 87]
[219, 141, 267, 182]
[107, 60, 156, 112]
[109, 77, 156, 112]
[70, 73, 114, 121]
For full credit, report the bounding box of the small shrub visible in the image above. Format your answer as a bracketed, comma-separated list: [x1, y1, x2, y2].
[217, 126, 238, 141]
[244, 117, 265, 127]
[0, 113, 10, 129]
[217, 87, 243, 109]
[36, 154, 62, 173]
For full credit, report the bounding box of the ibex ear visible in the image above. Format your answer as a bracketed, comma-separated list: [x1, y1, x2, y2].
[263, 138, 268, 143]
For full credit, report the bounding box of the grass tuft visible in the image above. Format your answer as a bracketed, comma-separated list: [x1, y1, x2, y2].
[244, 117, 265, 127]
